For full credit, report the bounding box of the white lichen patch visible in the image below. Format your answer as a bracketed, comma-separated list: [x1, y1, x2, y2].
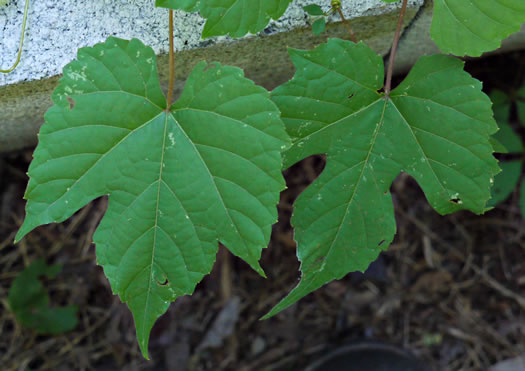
[68, 70, 87, 81]
[168, 132, 176, 147]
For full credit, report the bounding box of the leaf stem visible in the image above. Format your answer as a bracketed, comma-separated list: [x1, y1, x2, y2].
[335, 7, 357, 43]
[384, 0, 408, 97]
[166, 9, 175, 110]
[0, 0, 30, 73]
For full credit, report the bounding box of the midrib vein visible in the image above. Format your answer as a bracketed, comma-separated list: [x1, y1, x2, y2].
[142, 112, 169, 342]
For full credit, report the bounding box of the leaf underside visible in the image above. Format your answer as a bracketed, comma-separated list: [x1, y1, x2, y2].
[155, 0, 293, 38]
[266, 39, 499, 318]
[431, 0, 525, 57]
[15, 37, 289, 358]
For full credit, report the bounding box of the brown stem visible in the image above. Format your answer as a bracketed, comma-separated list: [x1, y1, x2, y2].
[336, 8, 357, 43]
[384, 0, 408, 97]
[166, 10, 175, 110]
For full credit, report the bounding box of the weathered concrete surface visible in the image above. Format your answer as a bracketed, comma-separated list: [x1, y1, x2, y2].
[0, 0, 421, 85]
[1, 0, 525, 153]
[0, 0, 422, 153]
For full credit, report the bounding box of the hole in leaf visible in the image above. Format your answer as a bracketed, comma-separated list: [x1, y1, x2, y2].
[157, 279, 169, 286]
[450, 198, 461, 204]
[378, 240, 386, 246]
[66, 96, 75, 110]
[348, 93, 355, 99]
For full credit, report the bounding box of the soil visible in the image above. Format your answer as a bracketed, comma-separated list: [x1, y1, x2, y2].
[1, 50, 525, 371]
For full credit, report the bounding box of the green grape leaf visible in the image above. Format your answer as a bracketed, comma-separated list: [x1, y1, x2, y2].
[312, 18, 326, 35]
[303, 4, 324, 16]
[15, 37, 289, 358]
[156, 0, 293, 38]
[8, 259, 78, 334]
[488, 160, 522, 207]
[431, 0, 525, 57]
[266, 39, 499, 317]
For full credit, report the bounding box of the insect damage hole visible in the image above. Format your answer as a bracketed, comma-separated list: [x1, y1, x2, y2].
[157, 278, 169, 286]
[66, 96, 76, 110]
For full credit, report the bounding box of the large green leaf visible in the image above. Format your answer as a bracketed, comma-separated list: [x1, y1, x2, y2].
[431, 0, 525, 57]
[266, 39, 499, 317]
[15, 37, 289, 357]
[8, 259, 78, 334]
[156, 0, 293, 38]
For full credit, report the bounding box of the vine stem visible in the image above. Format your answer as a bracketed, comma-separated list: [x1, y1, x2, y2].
[384, 0, 408, 97]
[166, 9, 175, 110]
[0, 0, 30, 73]
[336, 7, 357, 43]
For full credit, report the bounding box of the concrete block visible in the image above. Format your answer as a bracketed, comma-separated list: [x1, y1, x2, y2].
[1, 0, 524, 153]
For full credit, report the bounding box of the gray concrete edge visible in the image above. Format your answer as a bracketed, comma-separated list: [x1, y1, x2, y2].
[1, 2, 525, 153]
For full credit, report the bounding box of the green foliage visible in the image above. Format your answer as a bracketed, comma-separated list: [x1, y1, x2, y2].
[303, 4, 325, 16]
[431, 0, 525, 57]
[8, 259, 78, 334]
[155, 0, 525, 56]
[14, 0, 525, 359]
[488, 90, 525, 212]
[156, 0, 199, 12]
[155, 0, 293, 38]
[489, 160, 522, 207]
[303, 4, 329, 36]
[15, 37, 289, 358]
[312, 18, 326, 35]
[266, 39, 499, 317]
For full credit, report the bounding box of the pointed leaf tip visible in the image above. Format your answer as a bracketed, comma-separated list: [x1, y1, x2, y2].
[18, 37, 289, 356]
[269, 39, 499, 316]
